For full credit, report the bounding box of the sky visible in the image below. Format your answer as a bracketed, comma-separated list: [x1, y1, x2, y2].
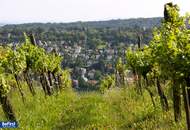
[0, 0, 190, 24]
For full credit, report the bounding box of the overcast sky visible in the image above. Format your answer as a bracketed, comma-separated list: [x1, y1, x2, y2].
[0, 0, 190, 24]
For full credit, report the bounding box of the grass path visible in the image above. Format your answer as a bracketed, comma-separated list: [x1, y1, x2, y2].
[0, 88, 186, 130]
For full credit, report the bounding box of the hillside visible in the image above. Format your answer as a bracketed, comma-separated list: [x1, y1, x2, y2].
[0, 17, 162, 47]
[1, 17, 162, 29]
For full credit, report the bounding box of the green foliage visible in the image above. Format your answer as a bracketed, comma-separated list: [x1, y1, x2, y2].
[100, 74, 115, 93]
[0, 47, 16, 95]
[19, 41, 46, 72]
[5, 50, 26, 75]
[0, 74, 11, 96]
[127, 47, 152, 79]
[47, 53, 62, 74]
[150, 4, 190, 78]
[125, 47, 138, 73]
[0, 33, 70, 121]
[125, 3, 190, 128]
[60, 69, 72, 89]
[125, 2, 190, 83]
[20, 34, 63, 77]
[116, 57, 125, 74]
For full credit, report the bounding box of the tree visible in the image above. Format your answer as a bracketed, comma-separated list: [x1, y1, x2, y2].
[149, 2, 190, 127]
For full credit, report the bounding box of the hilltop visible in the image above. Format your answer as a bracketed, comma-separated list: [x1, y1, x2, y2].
[1, 17, 162, 29]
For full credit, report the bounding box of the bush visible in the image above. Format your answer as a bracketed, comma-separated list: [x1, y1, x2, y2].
[99, 74, 115, 93]
[60, 69, 72, 90]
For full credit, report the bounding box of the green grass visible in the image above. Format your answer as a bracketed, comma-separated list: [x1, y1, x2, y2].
[0, 86, 187, 130]
[0, 87, 77, 130]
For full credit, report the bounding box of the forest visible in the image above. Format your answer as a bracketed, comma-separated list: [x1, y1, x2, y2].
[0, 2, 190, 130]
[0, 17, 161, 46]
